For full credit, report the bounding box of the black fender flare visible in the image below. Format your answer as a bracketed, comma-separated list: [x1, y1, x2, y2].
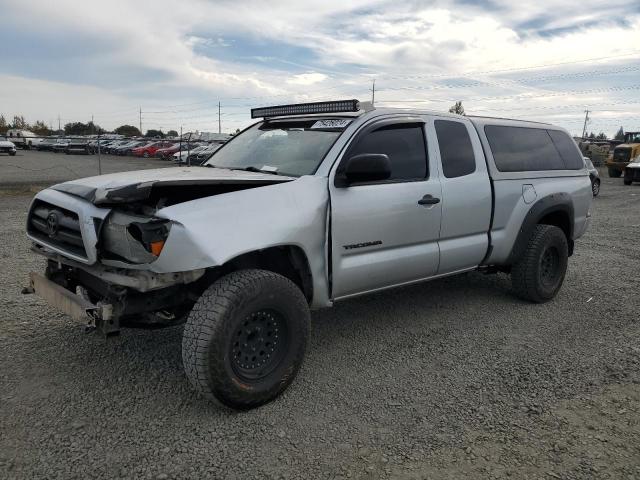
[507, 193, 574, 265]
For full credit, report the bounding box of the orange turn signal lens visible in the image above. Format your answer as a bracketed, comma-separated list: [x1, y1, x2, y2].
[150, 240, 165, 256]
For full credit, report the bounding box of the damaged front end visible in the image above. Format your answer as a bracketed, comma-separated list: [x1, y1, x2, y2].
[25, 168, 291, 335]
[27, 245, 208, 336]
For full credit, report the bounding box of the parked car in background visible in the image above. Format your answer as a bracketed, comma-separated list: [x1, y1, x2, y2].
[98, 140, 122, 153]
[37, 137, 59, 151]
[584, 157, 600, 196]
[104, 140, 131, 154]
[113, 140, 144, 156]
[0, 136, 17, 155]
[6, 129, 42, 150]
[172, 144, 203, 163]
[131, 141, 175, 158]
[186, 144, 222, 165]
[66, 139, 92, 155]
[52, 139, 70, 154]
[154, 143, 182, 159]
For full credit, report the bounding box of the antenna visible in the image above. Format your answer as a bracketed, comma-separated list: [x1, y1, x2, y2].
[371, 79, 376, 106]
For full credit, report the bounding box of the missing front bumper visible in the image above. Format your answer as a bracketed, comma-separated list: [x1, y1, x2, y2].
[27, 272, 117, 335]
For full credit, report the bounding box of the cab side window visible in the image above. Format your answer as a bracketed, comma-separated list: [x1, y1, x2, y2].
[435, 120, 476, 178]
[348, 124, 427, 181]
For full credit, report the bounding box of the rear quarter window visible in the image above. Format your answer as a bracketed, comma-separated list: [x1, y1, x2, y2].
[484, 125, 582, 172]
[435, 120, 476, 178]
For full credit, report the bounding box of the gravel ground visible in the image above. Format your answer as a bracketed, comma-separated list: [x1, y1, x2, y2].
[1, 173, 639, 480]
[0, 150, 170, 187]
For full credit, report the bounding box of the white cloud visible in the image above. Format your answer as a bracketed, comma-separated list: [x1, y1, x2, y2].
[1, 0, 639, 135]
[286, 73, 329, 85]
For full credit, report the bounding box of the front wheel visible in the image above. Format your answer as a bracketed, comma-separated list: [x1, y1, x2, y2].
[608, 168, 622, 178]
[591, 178, 600, 196]
[182, 269, 310, 410]
[511, 224, 568, 303]
[143, 151, 149, 158]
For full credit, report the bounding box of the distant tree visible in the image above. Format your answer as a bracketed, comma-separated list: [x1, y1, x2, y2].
[114, 125, 141, 137]
[0, 115, 7, 134]
[595, 132, 608, 140]
[448, 101, 465, 115]
[30, 121, 51, 136]
[166, 129, 179, 137]
[64, 122, 88, 135]
[588, 132, 596, 139]
[12, 115, 28, 129]
[145, 129, 164, 138]
[87, 121, 105, 135]
[63, 121, 105, 135]
[614, 126, 625, 141]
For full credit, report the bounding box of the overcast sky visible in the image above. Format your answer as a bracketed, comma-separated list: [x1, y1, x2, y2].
[1, 0, 639, 136]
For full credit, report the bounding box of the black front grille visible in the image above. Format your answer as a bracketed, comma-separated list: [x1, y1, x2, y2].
[28, 200, 87, 258]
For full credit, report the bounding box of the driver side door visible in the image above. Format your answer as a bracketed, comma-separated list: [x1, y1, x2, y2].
[329, 117, 443, 299]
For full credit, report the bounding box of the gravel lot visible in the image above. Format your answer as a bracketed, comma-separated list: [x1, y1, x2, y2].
[0, 164, 639, 479]
[0, 149, 170, 188]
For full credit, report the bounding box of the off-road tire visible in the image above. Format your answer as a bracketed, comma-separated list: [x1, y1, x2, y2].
[511, 224, 568, 303]
[182, 269, 310, 410]
[608, 168, 622, 178]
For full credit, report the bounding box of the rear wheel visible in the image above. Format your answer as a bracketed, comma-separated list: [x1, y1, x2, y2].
[182, 269, 310, 410]
[511, 225, 568, 303]
[608, 168, 622, 178]
[143, 151, 150, 158]
[624, 177, 632, 185]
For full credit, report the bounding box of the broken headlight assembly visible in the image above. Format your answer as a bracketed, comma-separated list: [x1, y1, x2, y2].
[100, 211, 171, 264]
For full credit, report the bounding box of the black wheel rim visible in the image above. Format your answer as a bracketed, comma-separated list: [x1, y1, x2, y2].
[540, 247, 560, 287]
[230, 309, 288, 381]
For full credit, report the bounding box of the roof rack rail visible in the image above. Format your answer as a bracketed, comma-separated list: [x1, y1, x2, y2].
[251, 99, 370, 119]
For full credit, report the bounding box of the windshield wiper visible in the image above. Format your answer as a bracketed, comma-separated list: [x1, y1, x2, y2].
[237, 166, 280, 175]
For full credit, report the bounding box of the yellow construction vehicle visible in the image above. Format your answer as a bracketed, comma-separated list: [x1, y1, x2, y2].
[606, 132, 640, 177]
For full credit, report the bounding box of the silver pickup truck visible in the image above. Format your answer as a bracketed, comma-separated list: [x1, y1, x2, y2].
[25, 100, 592, 409]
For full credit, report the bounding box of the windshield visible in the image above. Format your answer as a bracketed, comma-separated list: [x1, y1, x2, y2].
[204, 119, 348, 176]
[624, 132, 640, 143]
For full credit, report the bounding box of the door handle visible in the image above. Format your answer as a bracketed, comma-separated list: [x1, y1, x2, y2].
[418, 194, 440, 206]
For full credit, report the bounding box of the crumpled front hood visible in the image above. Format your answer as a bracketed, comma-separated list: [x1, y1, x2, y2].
[50, 166, 294, 205]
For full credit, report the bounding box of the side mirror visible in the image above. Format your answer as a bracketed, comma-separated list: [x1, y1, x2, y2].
[336, 153, 391, 187]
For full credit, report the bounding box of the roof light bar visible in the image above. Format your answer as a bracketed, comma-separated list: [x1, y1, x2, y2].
[251, 99, 360, 119]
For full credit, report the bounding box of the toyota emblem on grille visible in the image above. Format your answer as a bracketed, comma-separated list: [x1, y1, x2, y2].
[46, 212, 60, 236]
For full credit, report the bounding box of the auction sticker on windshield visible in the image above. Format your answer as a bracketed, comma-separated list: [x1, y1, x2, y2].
[310, 119, 352, 129]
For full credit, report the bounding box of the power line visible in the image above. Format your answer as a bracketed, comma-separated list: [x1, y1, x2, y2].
[377, 51, 640, 80]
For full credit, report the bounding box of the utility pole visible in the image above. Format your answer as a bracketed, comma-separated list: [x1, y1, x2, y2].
[139, 107, 143, 137]
[218, 101, 221, 134]
[57, 114, 61, 132]
[371, 79, 376, 105]
[581, 110, 590, 140]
